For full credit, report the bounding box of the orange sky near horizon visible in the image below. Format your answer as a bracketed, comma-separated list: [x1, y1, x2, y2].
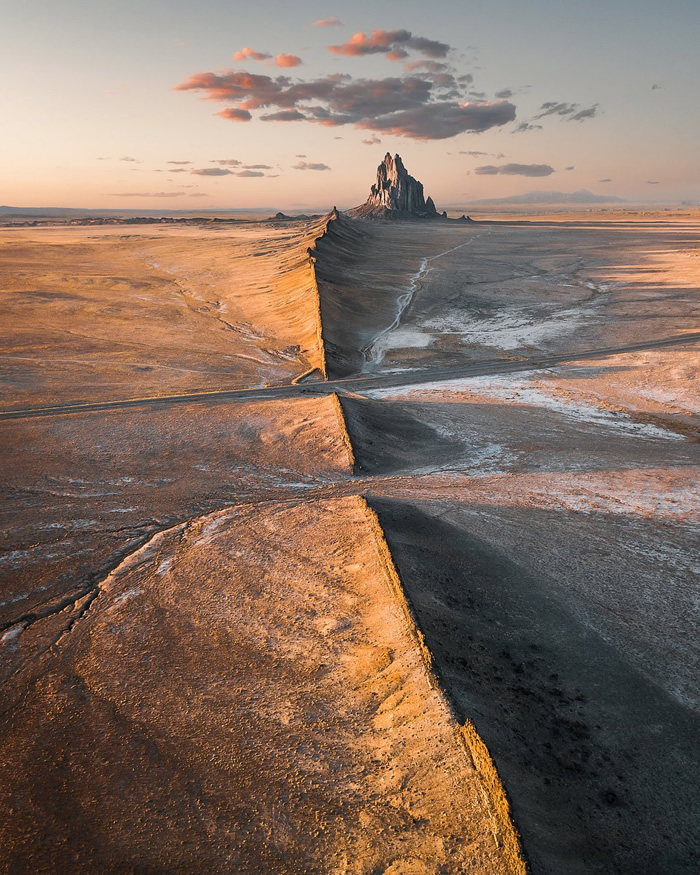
[2, 0, 699, 209]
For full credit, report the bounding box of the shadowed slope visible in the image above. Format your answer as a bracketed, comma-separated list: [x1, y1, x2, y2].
[308, 209, 373, 377]
[367, 497, 700, 874]
[337, 394, 464, 474]
[311, 210, 458, 377]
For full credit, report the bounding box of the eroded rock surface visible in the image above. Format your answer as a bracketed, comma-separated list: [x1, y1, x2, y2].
[348, 153, 440, 219]
[0, 496, 519, 874]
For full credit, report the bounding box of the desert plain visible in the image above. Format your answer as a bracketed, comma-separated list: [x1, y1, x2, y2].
[1, 206, 698, 873]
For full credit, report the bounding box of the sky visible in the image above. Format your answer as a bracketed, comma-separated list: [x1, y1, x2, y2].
[2, 0, 699, 209]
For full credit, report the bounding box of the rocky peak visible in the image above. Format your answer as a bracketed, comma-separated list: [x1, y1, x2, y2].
[348, 153, 440, 219]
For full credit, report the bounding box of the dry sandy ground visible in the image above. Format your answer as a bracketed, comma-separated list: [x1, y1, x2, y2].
[0, 219, 523, 874]
[0, 495, 515, 873]
[348, 217, 699, 378]
[0, 394, 353, 692]
[1, 211, 698, 873]
[0, 218, 326, 408]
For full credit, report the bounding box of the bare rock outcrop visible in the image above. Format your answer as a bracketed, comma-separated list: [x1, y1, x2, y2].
[348, 153, 442, 220]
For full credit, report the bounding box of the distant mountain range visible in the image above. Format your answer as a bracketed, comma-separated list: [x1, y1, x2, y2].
[470, 189, 626, 205]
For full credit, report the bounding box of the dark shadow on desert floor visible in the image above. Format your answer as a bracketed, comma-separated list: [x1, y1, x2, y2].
[338, 392, 697, 476]
[368, 496, 700, 875]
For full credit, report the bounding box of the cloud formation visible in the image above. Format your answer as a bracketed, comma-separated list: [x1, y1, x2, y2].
[360, 100, 515, 139]
[167, 160, 191, 165]
[362, 135, 382, 145]
[474, 163, 555, 177]
[534, 101, 598, 122]
[110, 191, 187, 197]
[212, 159, 273, 169]
[191, 166, 268, 178]
[293, 161, 330, 171]
[329, 29, 450, 61]
[234, 47, 271, 62]
[217, 107, 253, 122]
[275, 53, 302, 68]
[570, 105, 598, 121]
[176, 69, 515, 139]
[599, 178, 612, 182]
[314, 17, 343, 27]
[405, 60, 449, 74]
[513, 121, 543, 133]
[233, 47, 302, 68]
[191, 167, 233, 176]
[260, 108, 307, 121]
[460, 150, 505, 158]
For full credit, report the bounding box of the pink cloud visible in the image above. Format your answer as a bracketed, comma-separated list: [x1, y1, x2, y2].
[216, 107, 252, 122]
[331, 29, 409, 56]
[233, 46, 271, 62]
[329, 29, 450, 60]
[176, 68, 516, 140]
[314, 17, 343, 27]
[275, 53, 302, 68]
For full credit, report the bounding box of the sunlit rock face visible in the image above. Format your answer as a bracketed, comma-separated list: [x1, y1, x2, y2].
[348, 153, 441, 219]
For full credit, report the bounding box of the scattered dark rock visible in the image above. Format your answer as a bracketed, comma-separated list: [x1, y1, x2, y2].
[268, 211, 322, 222]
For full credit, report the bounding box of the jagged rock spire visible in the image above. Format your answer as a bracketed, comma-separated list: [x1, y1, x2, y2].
[348, 153, 440, 219]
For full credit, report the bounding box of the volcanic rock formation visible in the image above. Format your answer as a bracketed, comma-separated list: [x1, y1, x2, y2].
[348, 153, 441, 219]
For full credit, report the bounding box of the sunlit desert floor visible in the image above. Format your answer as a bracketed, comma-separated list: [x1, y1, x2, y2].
[0, 210, 698, 873]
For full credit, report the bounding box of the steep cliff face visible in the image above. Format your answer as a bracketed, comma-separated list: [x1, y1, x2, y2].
[348, 153, 441, 219]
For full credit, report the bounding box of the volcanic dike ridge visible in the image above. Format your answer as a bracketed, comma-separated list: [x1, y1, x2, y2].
[348, 152, 443, 220]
